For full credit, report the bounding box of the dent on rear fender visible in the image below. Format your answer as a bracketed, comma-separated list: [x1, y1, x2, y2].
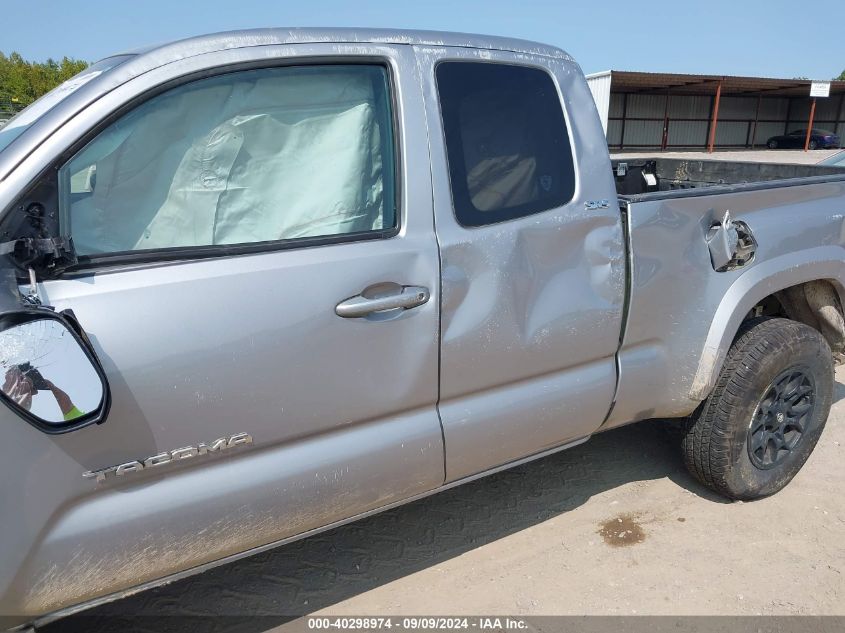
[613, 176, 845, 423]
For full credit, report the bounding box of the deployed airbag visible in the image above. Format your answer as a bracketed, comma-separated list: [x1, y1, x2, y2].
[63, 66, 391, 255]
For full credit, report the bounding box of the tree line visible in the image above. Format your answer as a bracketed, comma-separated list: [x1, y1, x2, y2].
[0, 52, 88, 112]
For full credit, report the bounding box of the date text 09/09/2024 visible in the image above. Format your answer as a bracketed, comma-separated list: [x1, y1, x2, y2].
[307, 618, 529, 630]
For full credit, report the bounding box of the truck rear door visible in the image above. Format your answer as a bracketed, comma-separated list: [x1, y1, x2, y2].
[415, 46, 627, 480]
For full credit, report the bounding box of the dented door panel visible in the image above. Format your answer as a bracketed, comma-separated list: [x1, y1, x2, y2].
[415, 45, 626, 480]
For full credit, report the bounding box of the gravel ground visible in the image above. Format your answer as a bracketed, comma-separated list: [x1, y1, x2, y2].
[611, 148, 842, 164]
[49, 368, 845, 631]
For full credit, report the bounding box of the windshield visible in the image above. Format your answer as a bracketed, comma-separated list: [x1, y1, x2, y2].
[0, 55, 133, 154]
[820, 151, 845, 167]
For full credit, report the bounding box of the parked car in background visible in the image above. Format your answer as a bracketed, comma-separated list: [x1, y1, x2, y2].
[820, 150, 845, 166]
[767, 128, 841, 150]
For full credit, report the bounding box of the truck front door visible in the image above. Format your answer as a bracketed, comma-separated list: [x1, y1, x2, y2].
[0, 43, 443, 618]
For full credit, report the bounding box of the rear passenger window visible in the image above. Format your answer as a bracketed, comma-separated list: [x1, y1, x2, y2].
[436, 62, 575, 227]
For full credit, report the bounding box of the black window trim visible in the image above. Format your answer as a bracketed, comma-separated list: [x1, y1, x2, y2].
[5, 56, 403, 278]
[433, 58, 577, 228]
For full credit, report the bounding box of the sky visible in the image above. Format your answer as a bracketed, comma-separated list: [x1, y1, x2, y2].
[1, 0, 843, 80]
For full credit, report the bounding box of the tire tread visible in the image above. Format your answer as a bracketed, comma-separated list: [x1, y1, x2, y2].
[682, 318, 828, 498]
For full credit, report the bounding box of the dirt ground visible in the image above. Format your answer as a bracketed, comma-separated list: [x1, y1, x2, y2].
[611, 148, 842, 165]
[47, 369, 845, 631]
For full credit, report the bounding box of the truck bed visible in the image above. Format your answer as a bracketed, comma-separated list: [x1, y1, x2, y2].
[612, 158, 845, 200]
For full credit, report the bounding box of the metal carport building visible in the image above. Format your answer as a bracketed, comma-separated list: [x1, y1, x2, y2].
[587, 71, 845, 151]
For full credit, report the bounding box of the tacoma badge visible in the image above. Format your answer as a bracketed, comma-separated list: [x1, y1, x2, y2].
[83, 432, 253, 483]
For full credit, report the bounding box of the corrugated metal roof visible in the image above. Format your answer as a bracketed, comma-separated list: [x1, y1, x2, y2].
[604, 70, 845, 97]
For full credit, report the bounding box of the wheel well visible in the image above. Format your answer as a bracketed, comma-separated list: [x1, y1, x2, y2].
[744, 279, 845, 360]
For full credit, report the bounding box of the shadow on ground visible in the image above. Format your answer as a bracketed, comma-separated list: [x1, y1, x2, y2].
[835, 380, 845, 404]
[44, 420, 726, 633]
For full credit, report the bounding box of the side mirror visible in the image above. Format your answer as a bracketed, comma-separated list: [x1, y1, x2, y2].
[0, 309, 110, 433]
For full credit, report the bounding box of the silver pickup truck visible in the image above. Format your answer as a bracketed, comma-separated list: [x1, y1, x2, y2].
[1, 28, 845, 628]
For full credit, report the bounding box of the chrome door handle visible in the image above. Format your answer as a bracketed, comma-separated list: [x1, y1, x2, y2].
[336, 285, 430, 318]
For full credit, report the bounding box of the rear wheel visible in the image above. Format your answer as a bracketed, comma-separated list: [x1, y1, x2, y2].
[809, 139, 818, 150]
[767, 140, 778, 149]
[681, 318, 833, 500]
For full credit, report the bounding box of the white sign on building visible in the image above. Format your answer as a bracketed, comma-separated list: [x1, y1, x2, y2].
[810, 81, 831, 98]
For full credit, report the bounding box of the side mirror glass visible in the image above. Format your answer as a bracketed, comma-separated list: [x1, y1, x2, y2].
[0, 310, 110, 433]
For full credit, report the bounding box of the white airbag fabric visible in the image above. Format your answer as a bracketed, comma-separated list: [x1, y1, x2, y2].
[67, 67, 387, 254]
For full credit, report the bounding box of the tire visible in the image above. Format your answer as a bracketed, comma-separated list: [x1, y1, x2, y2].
[809, 140, 818, 150]
[768, 140, 777, 149]
[681, 318, 834, 500]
